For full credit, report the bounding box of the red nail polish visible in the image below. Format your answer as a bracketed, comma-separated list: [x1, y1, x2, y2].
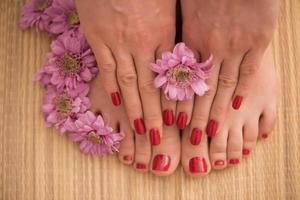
[150, 128, 160, 145]
[262, 133, 268, 139]
[189, 157, 207, 173]
[214, 160, 225, 166]
[136, 163, 146, 169]
[163, 109, 174, 126]
[111, 92, 121, 106]
[206, 120, 218, 137]
[229, 158, 240, 165]
[152, 154, 171, 171]
[232, 95, 243, 110]
[177, 112, 188, 129]
[190, 128, 202, 145]
[123, 155, 133, 161]
[242, 149, 251, 155]
[134, 118, 146, 135]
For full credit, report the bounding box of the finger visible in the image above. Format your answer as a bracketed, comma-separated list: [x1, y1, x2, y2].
[176, 98, 194, 129]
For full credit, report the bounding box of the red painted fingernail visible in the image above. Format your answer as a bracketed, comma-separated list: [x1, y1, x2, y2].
[206, 120, 218, 137]
[150, 128, 160, 145]
[214, 160, 225, 166]
[242, 149, 251, 155]
[177, 112, 188, 129]
[123, 155, 133, 161]
[190, 128, 202, 145]
[229, 158, 240, 165]
[163, 109, 174, 126]
[232, 95, 243, 110]
[136, 163, 146, 169]
[152, 154, 171, 171]
[262, 133, 268, 139]
[134, 118, 146, 135]
[189, 157, 208, 173]
[111, 92, 121, 106]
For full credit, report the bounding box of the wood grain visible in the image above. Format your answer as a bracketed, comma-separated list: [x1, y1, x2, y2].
[0, 0, 299, 199]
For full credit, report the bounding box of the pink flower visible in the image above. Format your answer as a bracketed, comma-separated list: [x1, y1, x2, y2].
[65, 111, 124, 156]
[20, 0, 52, 30]
[45, 0, 80, 35]
[150, 43, 213, 101]
[44, 29, 98, 91]
[42, 86, 91, 133]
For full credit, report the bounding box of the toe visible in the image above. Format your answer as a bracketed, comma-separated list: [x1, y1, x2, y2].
[227, 127, 243, 167]
[118, 122, 135, 165]
[258, 108, 277, 140]
[150, 126, 180, 176]
[242, 119, 259, 157]
[134, 134, 151, 172]
[209, 128, 228, 170]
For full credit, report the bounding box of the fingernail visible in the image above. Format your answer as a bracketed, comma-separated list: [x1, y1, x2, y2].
[150, 128, 160, 145]
[190, 128, 202, 145]
[177, 112, 188, 129]
[262, 133, 268, 139]
[152, 154, 171, 171]
[242, 148, 251, 155]
[123, 155, 133, 161]
[136, 163, 146, 169]
[214, 160, 225, 166]
[206, 120, 218, 137]
[189, 157, 208, 173]
[111, 92, 121, 106]
[229, 158, 240, 165]
[134, 118, 146, 135]
[232, 95, 243, 110]
[163, 109, 174, 126]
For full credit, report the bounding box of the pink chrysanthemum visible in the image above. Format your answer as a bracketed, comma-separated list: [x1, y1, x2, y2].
[45, 0, 80, 35]
[42, 86, 91, 133]
[20, 0, 52, 30]
[65, 111, 124, 155]
[150, 43, 213, 101]
[44, 30, 98, 91]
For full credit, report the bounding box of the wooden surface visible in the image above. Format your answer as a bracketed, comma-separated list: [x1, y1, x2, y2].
[0, 1, 299, 199]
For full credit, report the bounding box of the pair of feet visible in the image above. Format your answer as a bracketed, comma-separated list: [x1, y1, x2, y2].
[89, 47, 277, 176]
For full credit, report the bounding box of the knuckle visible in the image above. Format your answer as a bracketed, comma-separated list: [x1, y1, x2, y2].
[139, 79, 158, 94]
[144, 112, 162, 124]
[212, 104, 226, 115]
[118, 71, 137, 86]
[211, 141, 226, 153]
[241, 64, 260, 76]
[218, 74, 237, 88]
[192, 114, 207, 124]
[100, 63, 115, 73]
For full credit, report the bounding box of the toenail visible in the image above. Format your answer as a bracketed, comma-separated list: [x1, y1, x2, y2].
[190, 128, 202, 145]
[242, 149, 251, 155]
[214, 160, 225, 166]
[177, 112, 188, 129]
[150, 128, 160, 145]
[111, 92, 121, 106]
[134, 118, 146, 135]
[232, 95, 243, 110]
[136, 163, 146, 169]
[229, 158, 240, 165]
[152, 154, 171, 171]
[123, 155, 133, 161]
[163, 109, 174, 126]
[206, 120, 218, 137]
[189, 157, 208, 173]
[262, 133, 268, 139]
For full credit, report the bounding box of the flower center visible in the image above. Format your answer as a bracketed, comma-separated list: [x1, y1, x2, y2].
[35, 0, 49, 11]
[55, 95, 71, 114]
[67, 10, 80, 26]
[59, 55, 80, 74]
[168, 66, 193, 87]
[88, 131, 102, 144]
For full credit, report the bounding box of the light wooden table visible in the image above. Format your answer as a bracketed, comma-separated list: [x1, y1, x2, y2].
[0, 1, 299, 199]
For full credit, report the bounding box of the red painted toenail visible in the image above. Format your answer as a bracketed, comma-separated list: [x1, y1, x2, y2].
[152, 154, 171, 171]
[206, 120, 218, 137]
[136, 163, 146, 169]
[189, 157, 207, 173]
[262, 133, 268, 139]
[229, 158, 240, 165]
[123, 155, 133, 161]
[150, 128, 160, 145]
[242, 149, 251, 155]
[232, 95, 243, 110]
[177, 112, 188, 129]
[163, 109, 174, 126]
[134, 118, 146, 135]
[111, 92, 121, 106]
[214, 160, 225, 166]
[190, 128, 202, 145]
